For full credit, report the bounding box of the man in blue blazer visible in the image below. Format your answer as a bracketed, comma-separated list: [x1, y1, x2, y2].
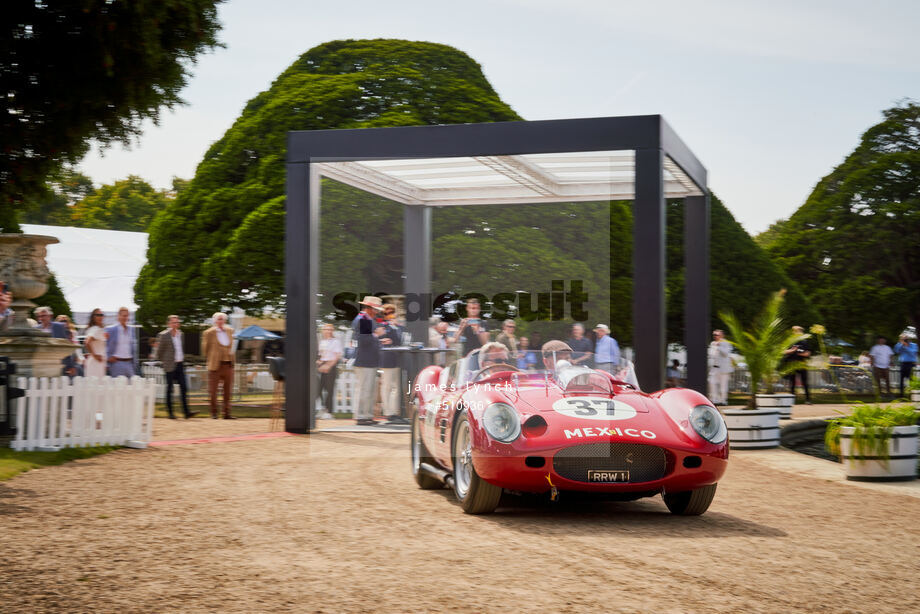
[106, 307, 136, 378]
[33, 306, 81, 377]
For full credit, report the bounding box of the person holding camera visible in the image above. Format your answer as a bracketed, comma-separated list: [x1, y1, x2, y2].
[893, 333, 917, 398]
[450, 297, 490, 370]
[451, 297, 489, 351]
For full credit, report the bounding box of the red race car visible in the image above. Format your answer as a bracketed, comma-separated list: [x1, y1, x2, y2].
[410, 344, 729, 515]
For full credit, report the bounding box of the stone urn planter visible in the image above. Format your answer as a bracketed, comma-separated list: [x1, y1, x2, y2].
[0, 233, 78, 378]
[754, 393, 795, 419]
[721, 407, 781, 449]
[839, 425, 918, 482]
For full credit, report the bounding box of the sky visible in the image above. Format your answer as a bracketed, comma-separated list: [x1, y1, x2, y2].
[76, 0, 920, 235]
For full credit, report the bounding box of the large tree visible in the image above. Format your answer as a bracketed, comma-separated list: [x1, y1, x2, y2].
[19, 167, 95, 226]
[137, 38, 818, 343]
[135, 39, 521, 326]
[0, 0, 223, 232]
[68, 175, 169, 232]
[764, 101, 920, 342]
[665, 194, 818, 343]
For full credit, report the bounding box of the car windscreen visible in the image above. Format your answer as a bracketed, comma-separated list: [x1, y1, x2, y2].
[458, 349, 634, 391]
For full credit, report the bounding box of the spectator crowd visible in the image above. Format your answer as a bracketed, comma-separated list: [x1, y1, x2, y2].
[4, 278, 918, 422]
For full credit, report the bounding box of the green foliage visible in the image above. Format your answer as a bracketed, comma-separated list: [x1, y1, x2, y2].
[136, 39, 521, 326]
[204, 196, 287, 314]
[719, 290, 806, 407]
[32, 273, 72, 320]
[20, 168, 95, 226]
[431, 219, 606, 340]
[169, 177, 191, 198]
[69, 176, 169, 232]
[136, 38, 817, 340]
[21, 171, 173, 232]
[764, 101, 920, 343]
[824, 403, 918, 463]
[753, 218, 790, 248]
[666, 195, 819, 342]
[0, 445, 118, 481]
[0, 0, 224, 232]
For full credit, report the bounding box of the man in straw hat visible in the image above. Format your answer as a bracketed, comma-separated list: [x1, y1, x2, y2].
[351, 296, 389, 425]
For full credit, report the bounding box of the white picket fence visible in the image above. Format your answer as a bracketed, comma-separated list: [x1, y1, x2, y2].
[316, 368, 358, 414]
[11, 376, 156, 452]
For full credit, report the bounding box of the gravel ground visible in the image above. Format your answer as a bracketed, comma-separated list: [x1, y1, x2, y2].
[1, 417, 918, 613]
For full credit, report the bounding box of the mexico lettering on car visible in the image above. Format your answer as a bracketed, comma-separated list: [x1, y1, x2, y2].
[563, 426, 657, 440]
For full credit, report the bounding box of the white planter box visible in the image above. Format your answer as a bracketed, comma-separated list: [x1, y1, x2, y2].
[911, 390, 920, 409]
[722, 407, 781, 449]
[839, 425, 918, 482]
[755, 393, 795, 419]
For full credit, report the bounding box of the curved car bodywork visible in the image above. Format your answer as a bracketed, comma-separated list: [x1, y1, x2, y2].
[413, 356, 728, 511]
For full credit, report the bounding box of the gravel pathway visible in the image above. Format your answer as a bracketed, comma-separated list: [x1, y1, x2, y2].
[1, 418, 918, 612]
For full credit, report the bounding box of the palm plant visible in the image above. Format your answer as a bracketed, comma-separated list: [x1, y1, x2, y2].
[719, 289, 805, 409]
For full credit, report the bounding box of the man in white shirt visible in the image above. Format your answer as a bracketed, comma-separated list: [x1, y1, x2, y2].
[593, 324, 620, 373]
[868, 336, 894, 396]
[708, 329, 734, 405]
[316, 323, 343, 420]
[106, 306, 136, 378]
[428, 320, 450, 366]
[155, 315, 197, 419]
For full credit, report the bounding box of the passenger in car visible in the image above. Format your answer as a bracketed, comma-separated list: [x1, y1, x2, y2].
[540, 340, 573, 371]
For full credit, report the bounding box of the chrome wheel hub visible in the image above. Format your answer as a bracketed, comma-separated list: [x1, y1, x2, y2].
[454, 420, 472, 497]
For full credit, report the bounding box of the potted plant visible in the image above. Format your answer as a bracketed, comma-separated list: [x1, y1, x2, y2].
[909, 377, 920, 409]
[718, 290, 805, 448]
[825, 403, 918, 481]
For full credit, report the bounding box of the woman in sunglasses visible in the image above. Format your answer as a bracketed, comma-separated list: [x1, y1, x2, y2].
[84, 309, 109, 378]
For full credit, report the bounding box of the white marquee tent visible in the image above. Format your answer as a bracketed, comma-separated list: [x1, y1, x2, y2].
[22, 224, 148, 325]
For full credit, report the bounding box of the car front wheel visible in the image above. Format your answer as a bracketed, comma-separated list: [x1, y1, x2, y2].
[452, 412, 502, 514]
[663, 483, 717, 516]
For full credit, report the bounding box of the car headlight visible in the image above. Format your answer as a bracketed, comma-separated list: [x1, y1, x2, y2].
[689, 404, 727, 444]
[482, 403, 521, 443]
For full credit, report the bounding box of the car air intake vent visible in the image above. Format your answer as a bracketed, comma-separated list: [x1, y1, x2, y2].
[553, 443, 668, 483]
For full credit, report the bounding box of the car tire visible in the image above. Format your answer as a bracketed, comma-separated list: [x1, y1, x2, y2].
[411, 406, 441, 490]
[451, 412, 502, 514]
[662, 483, 717, 516]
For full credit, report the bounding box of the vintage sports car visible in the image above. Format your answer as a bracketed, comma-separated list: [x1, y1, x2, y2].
[410, 348, 729, 515]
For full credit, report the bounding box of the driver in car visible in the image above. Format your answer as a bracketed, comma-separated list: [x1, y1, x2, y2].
[478, 341, 513, 370]
[463, 342, 515, 384]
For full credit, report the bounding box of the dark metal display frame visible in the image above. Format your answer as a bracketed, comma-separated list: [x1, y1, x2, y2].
[286, 115, 709, 433]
